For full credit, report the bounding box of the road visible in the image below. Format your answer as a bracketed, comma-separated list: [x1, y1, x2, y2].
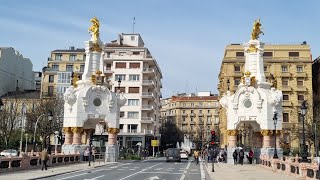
[38, 158, 206, 180]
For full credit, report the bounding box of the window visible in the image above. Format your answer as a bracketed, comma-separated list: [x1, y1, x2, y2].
[48, 86, 54, 96]
[234, 65, 241, 72]
[57, 72, 71, 84]
[234, 78, 241, 86]
[236, 52, 244, 57]
[207, 110, 211, 114]
[282, 78, 289, 86]
[283, 94, 289, 101]
[183, 103, 186, 107]
[106, 63, 111, 70]
[120, 124, 124, 130]
[263, 52, 273, 57]
[66, 65, 73, 72]
[57, 86, 69, 94]
[289, 52, 299, 57]
[281, 65, 288, 72]
[283, 113, 289, 122]
[191, 117, 194, 122]
[115, 74, 126, 81]
[55, 54, 62, 60]
[128, 99, 139, 106]
[128, 124, 138, 133]
[132, 52, 140, 55]
[120, 111, 125, 118]
[83, 55, 86, 60]
[131, 36, 135, 40]
[129, 62, 140, 68]
[52, 64, 59, 71]
[49, 75, 54, 83]
[69, 54, 76, 61]
[264, 66, 268, 72]
[199, 102, 203, 107]
[80, 65, 85, 72]
[115, 62, 126, 68]
[129, 87, 139, 93]
[298, 94, 304, 101]
[199, 110, 202, 114]
[128, 112, 139, 119]
[129, 75, 140, 81]
[297, 78, 304, 86]
[207, 117, 211, 124]
[119, 52, 126, 56]
[115, 87, 125, 93]
[297, 66, 303, 72]
[191, 103, 194, 107]
[106, 53, 111, 58]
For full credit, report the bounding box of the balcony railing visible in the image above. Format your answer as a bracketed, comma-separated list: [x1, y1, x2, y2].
[141, 92, 155, 98]
[142, 68, 155, 74]
[296, 86, 307, 92]
[281, 86, 292, 92]
[142, 80, 155, 86]
[198, 113, 204, 117]
[141, 117, 154, 123]
[282, 101, 292, 106]
[207, 113, 212, 116]
[190, 113, 196, 117]
[141, 105, 154, 110]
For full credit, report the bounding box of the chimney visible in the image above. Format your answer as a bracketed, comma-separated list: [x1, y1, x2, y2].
[69, 46, 75, 50]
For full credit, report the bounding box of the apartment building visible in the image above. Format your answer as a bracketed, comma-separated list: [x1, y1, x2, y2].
[0, 47, 35, 96]
[218, 42, 313, 149]
[41, 47, 85, 98]
[160, 92, 219, 148]
[104, 33, 162, 150]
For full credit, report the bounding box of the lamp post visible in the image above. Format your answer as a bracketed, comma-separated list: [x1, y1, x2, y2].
[33, 111, 53, 152]
[19, 103, 26, 156]
[273, 112, 278, 159]
[117, 78, 121, 91]
[300, 100, 308, 163]
[25, 133, 29, 154]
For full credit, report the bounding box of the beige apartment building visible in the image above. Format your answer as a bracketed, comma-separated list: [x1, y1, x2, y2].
[160, 92, 220, 148]
[218, 42, 313, 149]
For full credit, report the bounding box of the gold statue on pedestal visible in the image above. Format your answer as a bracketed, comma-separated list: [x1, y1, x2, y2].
[251, 19, 264, 40]
[89, 17, 100, 41]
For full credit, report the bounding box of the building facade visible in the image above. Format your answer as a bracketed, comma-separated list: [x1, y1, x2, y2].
[34, 71, 42, 91]
[160, 92, 220, 149]
[104, 33, 162, 151]
[218, 43, 313, 149]
[0, 47, 35, 96]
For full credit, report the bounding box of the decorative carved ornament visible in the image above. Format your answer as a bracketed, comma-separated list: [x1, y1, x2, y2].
[89, 43, 102, 52]
[274, 130, 282, 135]
[108, 128, 120, 134]
[246, 44, 258, 53]
[63, 127, 71, 133]
[227, 130, 237, 136]
[260, 129, 273, 136]
[71, 127, 83, 134]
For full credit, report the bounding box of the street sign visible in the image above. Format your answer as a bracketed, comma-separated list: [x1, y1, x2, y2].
[151, 140, 159, 146]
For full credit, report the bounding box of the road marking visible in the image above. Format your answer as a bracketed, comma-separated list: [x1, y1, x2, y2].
[179, 162, 191, 180]
[199, 161, 205, 180]
[154, 168, 163, 170]
[141, 172, 182, 174]
[148, 176, 160, 180]
[92, 169, 105, 172]
[119, 163, 163, 180]
[84, 175, 105, 180]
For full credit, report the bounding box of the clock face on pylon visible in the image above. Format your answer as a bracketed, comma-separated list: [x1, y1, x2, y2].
[243, 98, 252, 108]
[245, 77, 251, 86]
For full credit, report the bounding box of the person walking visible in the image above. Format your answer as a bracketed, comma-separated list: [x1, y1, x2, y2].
[239, 149, 244, 165]
[248, 149, 254, 164]
[41, 148, 49, 171]
[194, 150, 199, 165]
[233, 149, 238, 165]
[84, 148, 90, 161]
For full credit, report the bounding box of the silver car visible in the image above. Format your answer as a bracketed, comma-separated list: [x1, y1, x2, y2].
[166, 148, 181, 162]
[0, 149, 18, 157]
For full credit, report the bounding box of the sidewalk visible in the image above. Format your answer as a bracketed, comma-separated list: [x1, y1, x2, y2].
[0, 161, 110, 180]
[204, 162, 299, 180]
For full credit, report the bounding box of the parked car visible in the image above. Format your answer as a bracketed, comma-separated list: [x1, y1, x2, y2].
[180, 150, 188, 160]
[0, 149, 18, 157]
[166, 148, 181, 162]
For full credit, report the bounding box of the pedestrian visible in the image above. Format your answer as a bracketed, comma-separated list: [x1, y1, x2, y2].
[233, 150, 238, 165]
[239, 149, 244, 165]
[248, 149, 254, 164]
[41, 148, 49, 171]
[207, 148, 211, 162]
[84, 148, 90, 161]
[92, 146, 96, 162]
[194, 150, 199, 165]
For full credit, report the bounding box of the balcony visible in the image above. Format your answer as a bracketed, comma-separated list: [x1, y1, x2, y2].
[281, 72, 292, 77]
[182, 121, 188, 125]
[206, 113, 212, 117]
[141, 105, 154, 111]
[234, 71, 243, 77]
[198, 113, 204, 117]
[142, 80, 155, 86]
[296, 86, 307, 92]
[182, 113, 188, 117]
[190, 113, 196, 117]
[103, 68, 113, 74]
[281, 86, 293, 92]
[282, 101, 292, 107]
[190, 121, 195, 125]
[140, 117, 154, 124]
[296, 72, 307, 77]
[144, 129, 154, 135]
[141, 92, 155, 99]
[142, 68, 155, 74]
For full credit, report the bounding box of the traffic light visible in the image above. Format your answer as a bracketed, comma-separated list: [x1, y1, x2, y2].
[211, 130, 216, 145]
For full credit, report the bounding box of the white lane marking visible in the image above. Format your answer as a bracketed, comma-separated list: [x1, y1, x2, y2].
[199, 160, 205, 180]
[179, 162, 191, 180]
[84, 175, 105, 180]
[56, 172, 88, 180]
[141, 172, 182, 174]
[119, 163, 163, 180]
[148, 176, 160, 180]
[154, 168, 163, 170]
[129, 169, 136, 170]
[92, 169, 105, 172]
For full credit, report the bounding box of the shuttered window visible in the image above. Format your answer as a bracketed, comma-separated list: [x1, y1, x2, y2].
[129, 87, 140, 93]
[115, 62, 126, 68]
[129, 63, 140, 68]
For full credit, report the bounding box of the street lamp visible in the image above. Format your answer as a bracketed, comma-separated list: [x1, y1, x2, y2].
[33, 111, 53, 152]
[227, 79, 230, 91]
[19, 103, 27, 156]
[25, 133, 29, 154]
[273, 112, 278, 159]
[300, 100, 308, 162]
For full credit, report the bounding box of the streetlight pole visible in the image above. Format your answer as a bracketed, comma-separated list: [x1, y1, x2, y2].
[273, 112, 278, 159]
[19, 103, 26, 156]
[33, 111, 53, 152]
[301, 100, 308, 162]
[25, 133, 28, 154]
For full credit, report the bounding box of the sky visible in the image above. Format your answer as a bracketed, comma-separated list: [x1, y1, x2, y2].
[0, 1, 319, 98]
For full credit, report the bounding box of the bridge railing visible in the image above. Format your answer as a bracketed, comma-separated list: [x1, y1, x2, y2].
[260, 154, 320, 180]
[0, 153, 80, 173]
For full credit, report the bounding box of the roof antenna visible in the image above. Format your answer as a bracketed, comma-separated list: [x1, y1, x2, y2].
[133, 17, 135, 33]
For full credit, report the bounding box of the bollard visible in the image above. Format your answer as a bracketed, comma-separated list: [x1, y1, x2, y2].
[212, 161, 214, 172]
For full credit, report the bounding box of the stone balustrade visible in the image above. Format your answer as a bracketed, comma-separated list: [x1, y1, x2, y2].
[260, 154, 320, 179]
[0, 153, 80, 173]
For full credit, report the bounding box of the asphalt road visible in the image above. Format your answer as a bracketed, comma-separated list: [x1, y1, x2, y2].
[38, 158, 205, 180]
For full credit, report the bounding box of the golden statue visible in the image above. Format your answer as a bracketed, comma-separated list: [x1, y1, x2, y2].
[89, 17, 100, 41]
[251, 19, 264, 40]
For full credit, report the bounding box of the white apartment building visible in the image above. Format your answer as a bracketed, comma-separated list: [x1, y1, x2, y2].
[104, 33, 162, 151]
[0, 47, 35, 96]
